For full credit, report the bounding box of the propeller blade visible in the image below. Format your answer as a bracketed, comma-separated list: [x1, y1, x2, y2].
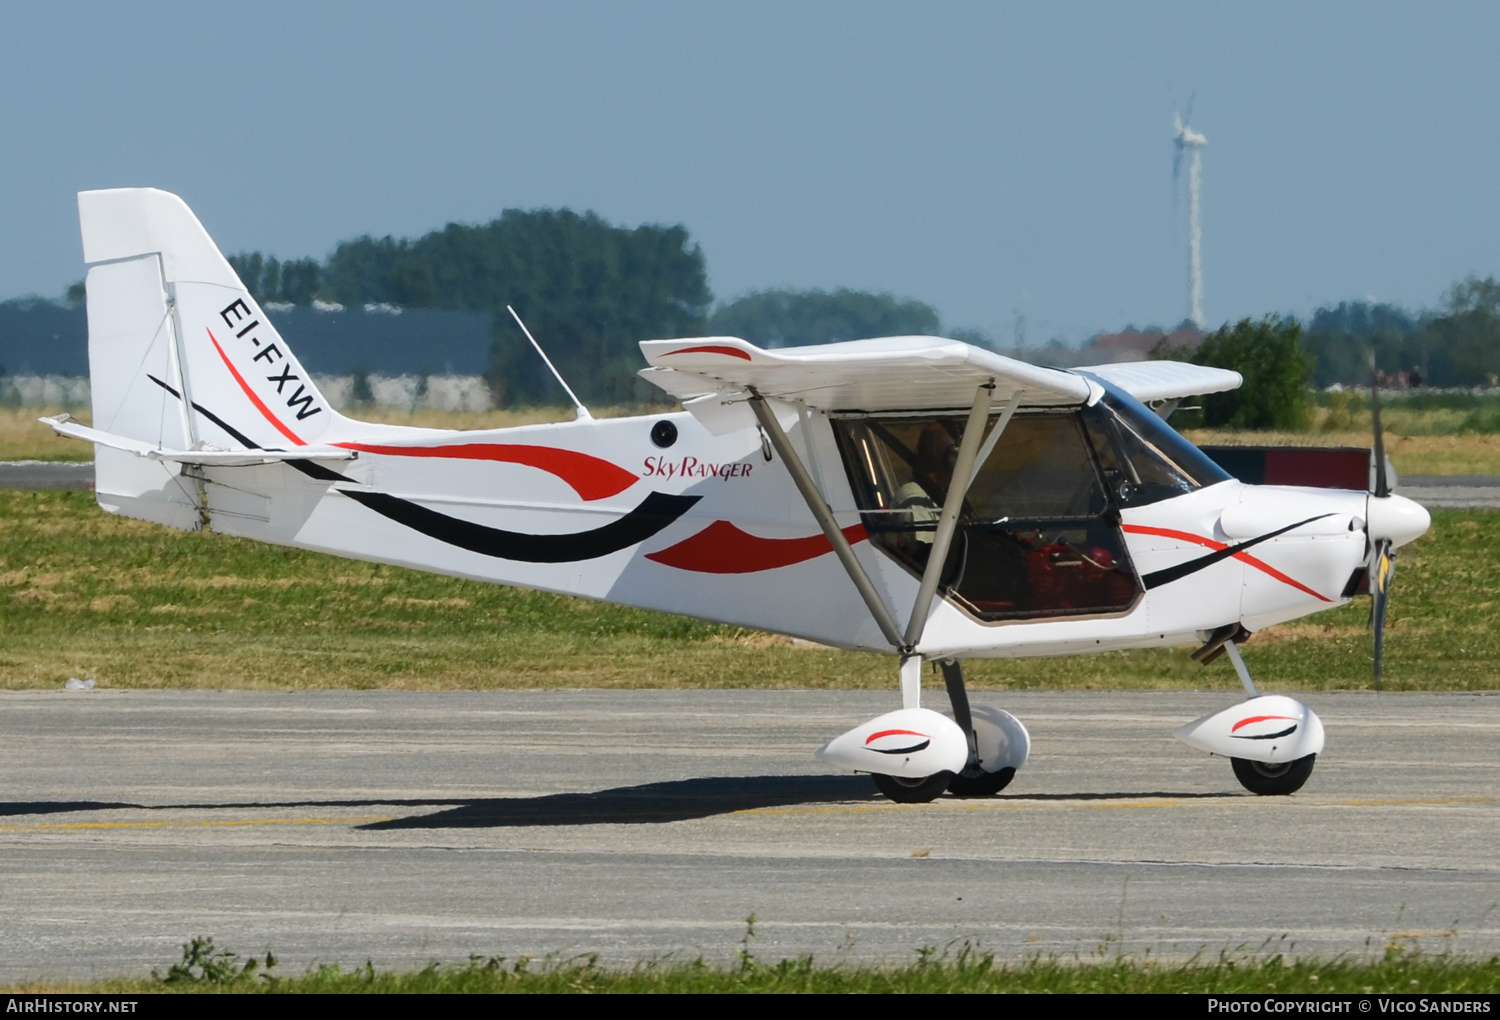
[1370, 538, 1394, 689]
[1370, 352, 1390, 498]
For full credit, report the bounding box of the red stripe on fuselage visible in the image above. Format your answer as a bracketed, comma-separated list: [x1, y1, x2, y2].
[333, 442, 638, 502]
[646, 520, 868, 573]
[1121, 523, 1331, 602]
[207, 328, 305, 446]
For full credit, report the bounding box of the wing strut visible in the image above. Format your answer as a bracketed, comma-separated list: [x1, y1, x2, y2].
[967, 391, 1022, 489]
[751, 383, 1005, 712]
[748, 390, 905, 651]
[902, 383, 994, 649]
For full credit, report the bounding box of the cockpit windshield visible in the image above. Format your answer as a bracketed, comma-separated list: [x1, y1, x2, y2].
[1081, 380, 1232, 508]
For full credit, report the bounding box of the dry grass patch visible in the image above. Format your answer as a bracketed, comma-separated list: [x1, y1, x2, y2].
[10, 401, 1500, 474]
[1251, 622, 1367, 643]
[1182, 428, 1500, 476]
[0, 406, 92, 461]
[382, 596, 471, 609]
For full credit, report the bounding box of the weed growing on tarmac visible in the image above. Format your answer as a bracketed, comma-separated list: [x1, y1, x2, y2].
[0, 491, 1495, 692]
[153, 937, 278, 986]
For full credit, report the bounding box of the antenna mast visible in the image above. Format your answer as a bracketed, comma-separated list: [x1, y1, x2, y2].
[507, 305, 591, 421]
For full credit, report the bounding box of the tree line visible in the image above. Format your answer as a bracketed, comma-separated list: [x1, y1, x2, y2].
[217, 212, 946, 407]
[1302, 277, 1500, 390]
[37, 200, 1500, 416]
[1141, 276, 1500, 431]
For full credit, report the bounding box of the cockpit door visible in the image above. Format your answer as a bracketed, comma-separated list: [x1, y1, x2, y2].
[832, 409, 1143, 622]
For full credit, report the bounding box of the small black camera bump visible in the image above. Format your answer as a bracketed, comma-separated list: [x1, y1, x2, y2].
[650, 420, 678, 448]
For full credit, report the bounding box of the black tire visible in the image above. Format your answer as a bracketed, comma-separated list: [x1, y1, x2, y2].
[946, 766, 1017, 798]
[1231, 754, 1316, 795]
[871, 771, 954, 804]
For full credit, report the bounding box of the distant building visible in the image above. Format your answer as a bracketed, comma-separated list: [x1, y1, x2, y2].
[263, 305, 492, 376]
[1074, 325, 1204, 365]
[0, 299, 89, 375]
[0, 300, 493, 377]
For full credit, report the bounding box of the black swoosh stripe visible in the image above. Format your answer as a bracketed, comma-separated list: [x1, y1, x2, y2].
[148, 376, 690, 560]
[1141, 513, 1337, 590]
[1230, 725, 1298, 741]
[342, 489, 701, 563]
[149, 374, 351, 482]
[148, 373, 258, 448]
[869, 740, 932, 755]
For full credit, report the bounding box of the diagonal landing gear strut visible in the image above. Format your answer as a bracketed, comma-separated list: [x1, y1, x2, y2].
[940, 659, 1023, 797]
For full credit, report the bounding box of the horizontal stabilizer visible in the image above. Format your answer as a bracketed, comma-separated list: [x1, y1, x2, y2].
[41, 414, 357, 467]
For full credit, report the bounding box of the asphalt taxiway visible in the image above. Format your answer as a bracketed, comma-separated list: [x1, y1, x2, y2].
[0, 688, 1496, 980]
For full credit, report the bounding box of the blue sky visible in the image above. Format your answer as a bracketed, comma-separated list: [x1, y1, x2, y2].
[3, 1, 1498, 343]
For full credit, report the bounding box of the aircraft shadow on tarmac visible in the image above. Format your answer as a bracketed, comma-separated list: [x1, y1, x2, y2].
[362, 775, 878, 829]
[357, 779, 1239, 829]
[0, 784, 1238, 827]
[0, 800, 140, 817]
[0, 778, 876, 826]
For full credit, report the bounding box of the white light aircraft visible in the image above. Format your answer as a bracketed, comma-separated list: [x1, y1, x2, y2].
[47, 189, 1431, 802]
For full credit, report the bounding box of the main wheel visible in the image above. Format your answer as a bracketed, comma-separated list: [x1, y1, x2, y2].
[1231, 754, 1316, 795]
[946, 766, 1017, 798]
[872, 771, 954, 804]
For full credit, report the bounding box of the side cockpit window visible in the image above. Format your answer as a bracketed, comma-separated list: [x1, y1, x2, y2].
[831, 409, 1141, 623]
[967, 413, 1107, 520]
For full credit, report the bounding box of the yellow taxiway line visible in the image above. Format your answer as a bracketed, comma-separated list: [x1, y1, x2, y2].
[741, 799, 1185, 817]
[739, 794, 1500, 818]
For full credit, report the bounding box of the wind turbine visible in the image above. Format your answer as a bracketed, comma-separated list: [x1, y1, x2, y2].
[1174, 112, 1207, 329]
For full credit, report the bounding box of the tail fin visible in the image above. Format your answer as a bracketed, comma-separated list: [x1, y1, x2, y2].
[81, 188, 343, 450]
[78, 188, 348, 526]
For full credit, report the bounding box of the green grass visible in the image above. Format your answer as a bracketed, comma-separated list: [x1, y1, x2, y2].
[0, 490, 1495, 692]
[10, 938, 1499, 994]
[1316, 389, 1500, 436]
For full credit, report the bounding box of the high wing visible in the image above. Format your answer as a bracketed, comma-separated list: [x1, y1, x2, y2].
[640, 335, 1240, 430]
[639, 335, 1083, 427]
